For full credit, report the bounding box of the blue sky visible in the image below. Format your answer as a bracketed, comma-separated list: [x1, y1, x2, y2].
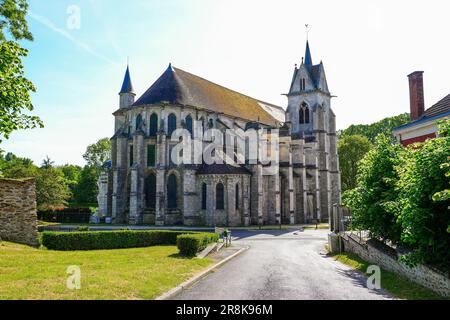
[3, 0, 450, 165]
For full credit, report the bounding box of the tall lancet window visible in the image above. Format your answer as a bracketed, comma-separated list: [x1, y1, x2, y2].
[167, 174, 177, 209]
[149, 113, 158, 136]
[168, 113, 177, 136]
[185, 115, 193, 136]
[299, 102, 310, 124]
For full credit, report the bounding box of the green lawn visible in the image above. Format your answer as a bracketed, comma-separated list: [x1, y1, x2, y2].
[0, 241, 212, 300]
[332, 252, 445, 300]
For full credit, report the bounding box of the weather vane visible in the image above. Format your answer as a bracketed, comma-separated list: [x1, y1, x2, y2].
[305, 24, 310, 40]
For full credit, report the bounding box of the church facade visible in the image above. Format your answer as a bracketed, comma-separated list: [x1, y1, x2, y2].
[98, 41, 341, 227]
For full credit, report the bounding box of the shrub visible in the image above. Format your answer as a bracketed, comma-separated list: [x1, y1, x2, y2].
[41, 230, 200, 251]
[343, 134, 403, 243]
[177, 233, 219, 256]
[395, 129, 450, 270]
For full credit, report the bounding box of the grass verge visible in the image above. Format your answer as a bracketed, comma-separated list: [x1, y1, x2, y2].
[332, 252, 445, 300]
[0, 241, 212, 300]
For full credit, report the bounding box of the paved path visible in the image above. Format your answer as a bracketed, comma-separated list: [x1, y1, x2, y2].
[173, 229, 393, 300]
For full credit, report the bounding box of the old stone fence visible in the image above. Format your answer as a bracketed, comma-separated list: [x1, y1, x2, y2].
[340, 232, 450, 297]
[0, 178, 39, 246]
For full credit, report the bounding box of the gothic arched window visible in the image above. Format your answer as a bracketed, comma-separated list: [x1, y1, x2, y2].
[185, 115, 193, 136]
[168, 113, 177, 136]
[299, 102, 310, 124]
[167, 174, 177, 209]
[145, 174, 156, 209]
[136, 114, 143, 130]
[201, 183, 207, 210]
[216, 183, 224, 210]
[149, 113, 158, 136]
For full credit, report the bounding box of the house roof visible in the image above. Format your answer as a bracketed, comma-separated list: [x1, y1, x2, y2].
[423, 93, 450, 118]
[393, 92, 450, 131]
[132, 65, 280, 126]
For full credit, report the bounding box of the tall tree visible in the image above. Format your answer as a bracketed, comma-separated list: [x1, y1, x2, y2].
[0, 0, 33, 41]
[0, 0, 42, 142]
[343, 134, 403, 243]
[338, 113, 410, 143]
[83, 138, 111, 168]
[338, 135, 372, 191]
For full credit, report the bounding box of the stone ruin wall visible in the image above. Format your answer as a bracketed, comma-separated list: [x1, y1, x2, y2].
[0, 178, 39, 246]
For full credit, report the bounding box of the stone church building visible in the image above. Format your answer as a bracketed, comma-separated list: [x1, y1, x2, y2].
[98, 41, 341, 226]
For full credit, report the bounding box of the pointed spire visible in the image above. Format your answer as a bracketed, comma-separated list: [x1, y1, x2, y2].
[304, 40, 313, 66]
[120, 65, 135, 94]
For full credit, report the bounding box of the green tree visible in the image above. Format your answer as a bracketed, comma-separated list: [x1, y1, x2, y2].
[73, 166, 98, 205]
[338, 134, 372, 191]
[0, 151, 37, 178]
[0, 0, 33, 41]
[0, 1, 42, 142]
[60, 164, 82, 202]
[35, 166, 71, 208]
[41, 155, 54, 169]
[339, 113, 410, 143]
[83, 138, 111, 168]
[343, 134, 403, 243]
[395, 120, 450, 269]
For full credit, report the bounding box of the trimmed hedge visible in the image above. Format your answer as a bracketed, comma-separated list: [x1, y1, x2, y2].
[177, 233, 219, 256]
[41, 230, 199, 251]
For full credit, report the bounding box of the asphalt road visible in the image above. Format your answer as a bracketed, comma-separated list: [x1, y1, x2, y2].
[173, 229, 393, 300]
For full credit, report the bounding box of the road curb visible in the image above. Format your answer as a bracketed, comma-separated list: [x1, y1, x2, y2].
[155, 245, 249, 300]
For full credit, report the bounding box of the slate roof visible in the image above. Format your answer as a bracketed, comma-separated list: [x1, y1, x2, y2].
[423, 93, 450, 118]
[120, 66, 135, 94]
[132, 65, 280, 126]
[196, 164, 251, 175]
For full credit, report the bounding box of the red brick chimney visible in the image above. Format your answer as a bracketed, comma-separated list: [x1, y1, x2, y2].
[408, 71, 425, 120]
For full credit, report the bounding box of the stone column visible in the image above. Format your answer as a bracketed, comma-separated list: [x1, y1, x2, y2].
[183, 169, 198, 226]
[288, 151, 295, 225]
[97, 172, 109, 217]
[129, 132, 145, 225]
[243, 175, 250, 226]
[206, 180, 215, 226]
[316, 106, 331, 222]
[250, 164, 263, 226]
[274, 171, 281, 225]
[328, 112, 341, 230]
[155, 132, 167, 226]
[227, 178, 237, 226]
[112, 135, 128, 223]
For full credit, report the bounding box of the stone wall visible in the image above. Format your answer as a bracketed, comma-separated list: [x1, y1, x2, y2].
[341, 233, 450, 297]
[0, 178, 39, 246]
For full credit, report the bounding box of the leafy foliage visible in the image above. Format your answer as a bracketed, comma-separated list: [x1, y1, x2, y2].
[0, 0, 33, 41]
[338, 134, 372, 191]
[177, 233, 219, 256]
[338, 113, 410, 143]
[345, 119, 450, 271]
[343, 134, 403, 243]
[83, 137, 111, 168]
[72, 166, 98, 204]
[394, 125, 450, 270]
[40, 230, 208, 251]
[35, 167, 71, 207]
[0, 41, 43, 141]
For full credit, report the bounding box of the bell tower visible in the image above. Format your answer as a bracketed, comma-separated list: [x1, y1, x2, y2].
[285, 41, 330, 137]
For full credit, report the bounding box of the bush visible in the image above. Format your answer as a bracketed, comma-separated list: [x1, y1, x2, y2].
[395, 129, 450, 270]
[40, 230, 205, 251]
[343, 134, 403, 243]
[177, 233, 219, 256]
